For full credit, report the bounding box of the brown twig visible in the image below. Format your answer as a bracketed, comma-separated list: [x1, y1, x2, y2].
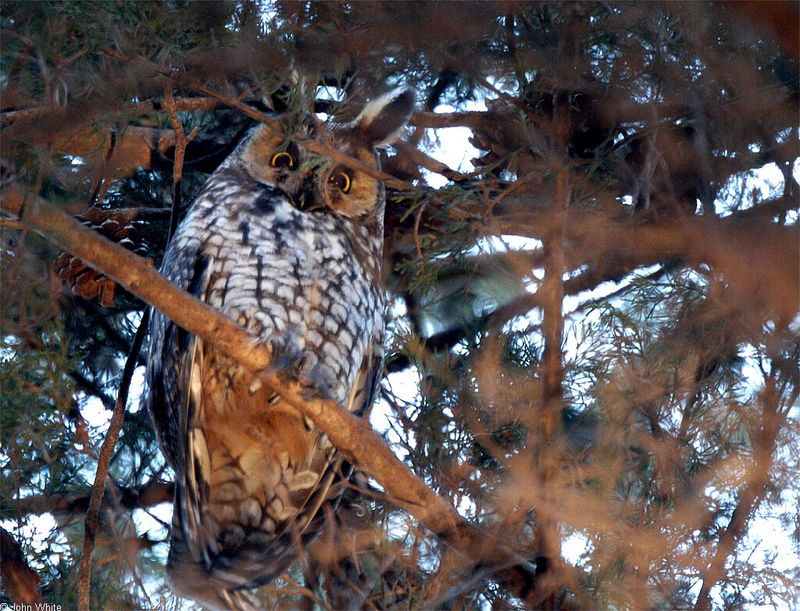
[412, 199, 430, 259]
[163, 85, 200, 237]
[393, 140, 470, 183]
[163, 86, 201, 187]
[76, 308, 150, 610]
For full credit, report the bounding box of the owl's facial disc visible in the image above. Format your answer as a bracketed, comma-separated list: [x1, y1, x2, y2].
[318, 146, 380, 218]
[241, 124, 381, 219]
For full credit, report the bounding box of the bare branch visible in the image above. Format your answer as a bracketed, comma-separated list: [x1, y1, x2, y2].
[393, 140, 471, 182]
[409, 110, 491, 130]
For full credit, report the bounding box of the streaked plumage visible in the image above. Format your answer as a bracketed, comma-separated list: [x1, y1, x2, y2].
[144, 87, 415, 609]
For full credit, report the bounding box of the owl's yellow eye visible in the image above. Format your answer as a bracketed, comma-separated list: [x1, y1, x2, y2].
[328, 171, 351, 193]
[270, 151, 294, 168]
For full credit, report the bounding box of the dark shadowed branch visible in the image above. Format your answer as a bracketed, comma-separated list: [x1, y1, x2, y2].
[3, 481, 173, 521]
[76, 308, 149, 611]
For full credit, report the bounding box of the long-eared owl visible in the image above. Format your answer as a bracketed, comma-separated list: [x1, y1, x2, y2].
[144, 87, 415, 609]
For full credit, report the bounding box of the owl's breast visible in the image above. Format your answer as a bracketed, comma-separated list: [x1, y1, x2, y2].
[181, 187, 383, 406]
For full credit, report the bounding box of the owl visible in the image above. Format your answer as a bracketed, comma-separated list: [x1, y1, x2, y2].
[144, 87, 415, 609]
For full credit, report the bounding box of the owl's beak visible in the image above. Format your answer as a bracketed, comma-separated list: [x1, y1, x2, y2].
[292, 187, 314, 210]
[284, 173, 325, 212]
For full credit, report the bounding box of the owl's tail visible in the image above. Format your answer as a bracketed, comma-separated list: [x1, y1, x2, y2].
[166, 526, 262, 611]
[166, 337, 349, 607]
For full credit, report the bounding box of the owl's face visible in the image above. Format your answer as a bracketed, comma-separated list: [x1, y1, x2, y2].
[240, 123, 380, 218]
[236, 87, 415, 220]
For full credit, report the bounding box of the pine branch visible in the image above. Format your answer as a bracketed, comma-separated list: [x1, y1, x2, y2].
[0, 96, 222, 124]
[3, 481, 173, 521]
[98, 46, 415, 192]
[388, 203, 798, 374]
[693, 369, 790, 608]
[484, 203, 799, 325]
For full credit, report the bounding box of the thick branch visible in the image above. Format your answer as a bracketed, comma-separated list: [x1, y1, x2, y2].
[538, 170, 569, 441]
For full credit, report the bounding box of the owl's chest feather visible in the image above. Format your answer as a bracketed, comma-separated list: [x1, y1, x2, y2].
[169, 184, 383, 405]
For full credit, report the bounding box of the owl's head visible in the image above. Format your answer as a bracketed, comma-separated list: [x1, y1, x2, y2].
[235, 87, 415, 220]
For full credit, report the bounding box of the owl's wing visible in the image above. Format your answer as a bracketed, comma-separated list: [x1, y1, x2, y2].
[145, 233, 210, 473]
[289, 338, 384, 534]
[146, 233, 384, 608]
[347, 337, 385, 420]
[146, 240, 258, 609]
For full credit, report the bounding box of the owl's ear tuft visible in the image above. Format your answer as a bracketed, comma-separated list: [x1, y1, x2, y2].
[354, 87, 415, 148]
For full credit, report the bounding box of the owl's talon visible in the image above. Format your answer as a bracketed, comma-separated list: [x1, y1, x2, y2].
[299, 360, 340, 400]
[266, 337, 338, 400]
[267, 334, 302, 372]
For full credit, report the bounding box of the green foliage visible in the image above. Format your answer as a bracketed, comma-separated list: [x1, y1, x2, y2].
[1, 330, 78, 507]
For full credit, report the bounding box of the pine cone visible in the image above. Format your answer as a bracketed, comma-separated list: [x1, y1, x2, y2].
[56, 207, 147, 307]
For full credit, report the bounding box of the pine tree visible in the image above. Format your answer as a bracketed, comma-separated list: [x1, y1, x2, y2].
[2, 2, 798, 608]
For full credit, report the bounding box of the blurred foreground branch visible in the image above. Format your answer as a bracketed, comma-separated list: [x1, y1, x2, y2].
[0, 528, 43, 606]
